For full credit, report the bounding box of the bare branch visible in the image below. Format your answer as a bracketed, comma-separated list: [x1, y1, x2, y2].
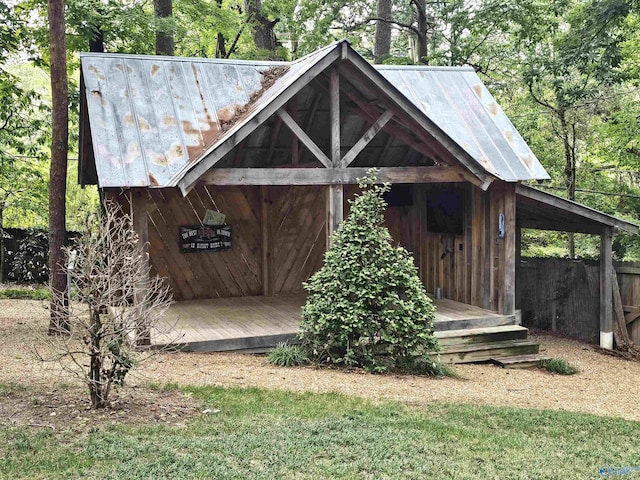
[37, 200, 177, 408]
[347, 17, 421, 36]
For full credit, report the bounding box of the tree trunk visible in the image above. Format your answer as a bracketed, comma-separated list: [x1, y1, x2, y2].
[413, 0, 429, 64]
[374, 0, 392, 62]
[215, 0, 227, 58]
[47, 0, 70, 335]
[88, 308, 107, 408]
[559, 109, 577, 258]
[216, 33, 227, 58]
[244, 0, 279, 56]
[0, 204, 4, 284]
[88, 18, 104, 53]
[154, 0, 174, 56]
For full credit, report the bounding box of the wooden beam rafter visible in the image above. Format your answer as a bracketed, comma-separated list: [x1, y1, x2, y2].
[290, 98, 299, 164]
[330, 68, 340, 166]
[339, 110, 394, 168]
[201, 166, 473, 186]
[277, 108, 331, 168]
[177, 46, 342, 194]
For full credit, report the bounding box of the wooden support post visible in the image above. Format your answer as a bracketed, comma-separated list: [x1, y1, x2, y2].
[502, 183, 516, 315]
[515, 224, 522, 310]
[326, 67, 343, 248]
[327, 185, 343, 249]
[612, 270, 631, 347]
[260, 186, 271, 296]
[600, 227, 614, 349]
[131, 189, 150, 346]
[330, 68, 340, 167]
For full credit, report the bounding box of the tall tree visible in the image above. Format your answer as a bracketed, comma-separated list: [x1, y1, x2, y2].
[47, 0, 70, 334]
[155, 0, 174, 55]
[374, 0, 392, 62]
[518, 0, 631, 257]
[244, 0, 279, 56]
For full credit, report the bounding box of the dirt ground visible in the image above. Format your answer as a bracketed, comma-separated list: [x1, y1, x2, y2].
[2, 298, 640, 431]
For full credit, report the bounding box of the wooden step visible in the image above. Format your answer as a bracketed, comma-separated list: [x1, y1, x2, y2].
[435, 325, 529, 347]
[438, 340, 539, 364]
[433, 314, 517, 332]
[491, 354, 550, 369]
[164, 332, 298, 353]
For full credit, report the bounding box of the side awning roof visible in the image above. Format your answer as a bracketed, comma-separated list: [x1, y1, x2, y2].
[516, 185, 639, 234]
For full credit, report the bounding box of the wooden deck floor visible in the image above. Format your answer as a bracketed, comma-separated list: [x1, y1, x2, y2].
[153, 294, 514, 352]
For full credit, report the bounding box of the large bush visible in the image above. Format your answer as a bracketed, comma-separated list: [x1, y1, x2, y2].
[300, 172, 438, 372]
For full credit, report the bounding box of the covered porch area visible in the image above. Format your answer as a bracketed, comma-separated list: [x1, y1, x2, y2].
[152, 294, 523, 356]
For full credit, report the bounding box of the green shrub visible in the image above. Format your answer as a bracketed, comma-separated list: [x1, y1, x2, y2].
[538, 358, 579, 375]
[300, 170, 438, 372]
[0, 288, 49, 300]
[267, 344, 309, 367]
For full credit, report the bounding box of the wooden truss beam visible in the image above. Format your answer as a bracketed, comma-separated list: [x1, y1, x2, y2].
[339, 110, 394, 168]
[201, 166, 473, 186]
[277, 108, 331, 168]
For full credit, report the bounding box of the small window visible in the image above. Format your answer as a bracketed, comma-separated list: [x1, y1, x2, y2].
[384, 185, 413, 207]
[426, 187, 464, 235]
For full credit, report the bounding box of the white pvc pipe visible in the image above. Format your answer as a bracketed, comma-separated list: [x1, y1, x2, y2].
[600, 331, 614, 350]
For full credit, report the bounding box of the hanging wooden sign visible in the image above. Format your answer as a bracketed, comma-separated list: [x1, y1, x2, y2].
[179, 224, 232, 253]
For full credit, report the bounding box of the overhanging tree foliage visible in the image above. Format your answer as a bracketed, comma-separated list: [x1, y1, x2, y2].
[300, 172, 438, 372]
[0, 5, 49, 282]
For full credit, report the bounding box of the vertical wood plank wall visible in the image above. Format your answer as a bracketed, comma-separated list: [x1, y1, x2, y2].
[108, 180, 516, 314]
[108, 185, 326, 301]
[269, 186, 326, 295]
[378, 182, 516, 314]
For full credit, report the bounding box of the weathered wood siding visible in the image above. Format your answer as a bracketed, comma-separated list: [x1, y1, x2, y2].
[108, 185, 326, 301]
[147, 185, 263, 300]
[615, 262, 640, 344]
[349, 181, 516, 313]
[268, 186, 326, 295]
[517, 258, 640, 343]
[108, 179, 517, 313]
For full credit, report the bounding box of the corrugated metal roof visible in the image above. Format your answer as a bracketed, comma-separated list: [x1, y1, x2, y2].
[375, 65, 548, 182]
[80, 41, 549, 189]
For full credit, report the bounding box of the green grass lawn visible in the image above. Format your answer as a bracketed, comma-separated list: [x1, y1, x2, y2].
[2, 385, 640, 479]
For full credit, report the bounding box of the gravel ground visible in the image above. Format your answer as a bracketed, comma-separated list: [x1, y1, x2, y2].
[2, 299, 640, 422]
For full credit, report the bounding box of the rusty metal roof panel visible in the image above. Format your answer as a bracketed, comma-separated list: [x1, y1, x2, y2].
[375, 65, 549, 182]
[82, 54, 284, 187]
[82, 43, 548, 188]
[81, 46, 336, 188]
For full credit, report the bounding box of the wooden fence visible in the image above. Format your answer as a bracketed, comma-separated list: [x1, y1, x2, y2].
[616, 262, 640, 344]
[517, 258, 640, 344]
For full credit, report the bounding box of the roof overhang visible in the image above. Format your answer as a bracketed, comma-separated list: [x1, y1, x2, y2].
[516, 184, 639, 234]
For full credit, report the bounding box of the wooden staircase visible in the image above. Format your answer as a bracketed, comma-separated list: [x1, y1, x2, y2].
[433, 313, 540, 364]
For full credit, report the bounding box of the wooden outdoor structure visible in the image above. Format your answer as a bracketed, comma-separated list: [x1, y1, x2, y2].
[79, 40, 637, 352]
[152, 294, 533, 363]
